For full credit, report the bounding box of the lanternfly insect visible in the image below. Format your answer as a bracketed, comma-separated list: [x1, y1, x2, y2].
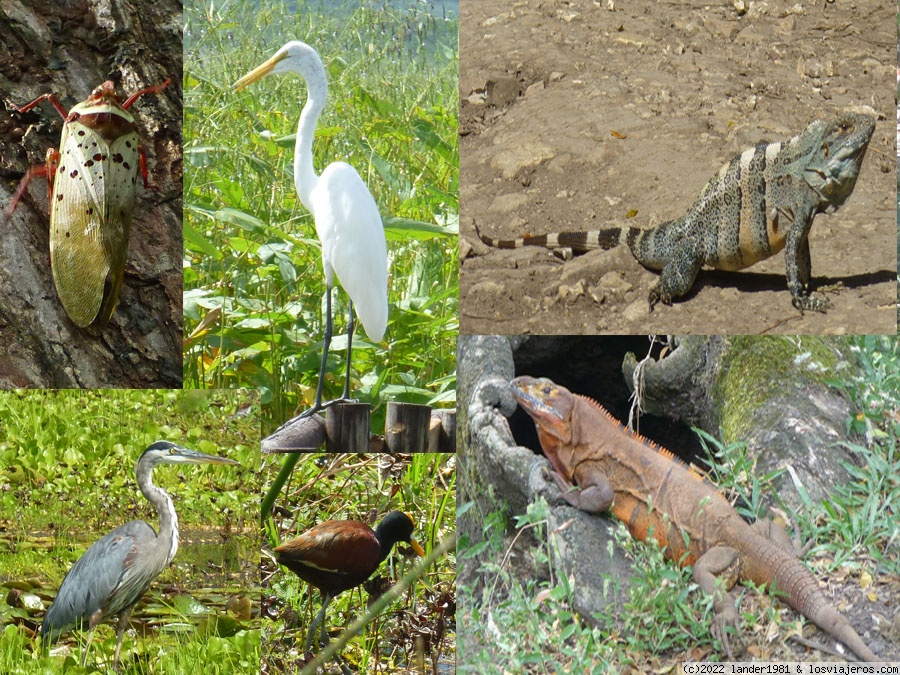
[7, 78, 170, 328]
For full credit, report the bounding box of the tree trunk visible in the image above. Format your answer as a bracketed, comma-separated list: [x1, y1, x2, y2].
[621, 335, 860, 509]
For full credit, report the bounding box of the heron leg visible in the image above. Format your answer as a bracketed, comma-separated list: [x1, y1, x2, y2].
[81, 627, 95, 668]
[112, 606, 133, 671]
[305, 593, 332, 652]
[299, 285, 333, 419]
[342, 299, 355, 401]
[80, 607, 105, 667]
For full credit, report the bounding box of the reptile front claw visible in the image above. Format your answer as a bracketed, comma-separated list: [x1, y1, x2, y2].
[710, 603, 742, 661]
[792, 293, 832, 313]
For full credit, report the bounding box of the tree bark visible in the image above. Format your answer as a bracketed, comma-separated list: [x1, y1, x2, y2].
[621, 335, 860, 508]
[0, 0, 181, 387]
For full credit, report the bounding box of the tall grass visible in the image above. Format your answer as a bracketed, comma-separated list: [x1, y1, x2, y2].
[183, 0, 459, 432]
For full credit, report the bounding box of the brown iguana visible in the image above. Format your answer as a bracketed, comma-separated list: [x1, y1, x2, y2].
[477, 113, 875, 312]
[510, 375, 878, 662]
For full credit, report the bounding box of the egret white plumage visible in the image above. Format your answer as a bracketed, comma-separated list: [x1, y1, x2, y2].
[234, 41, 388, 415]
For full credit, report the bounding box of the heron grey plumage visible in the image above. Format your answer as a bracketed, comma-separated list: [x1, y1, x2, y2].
[40, 440, 240, 668]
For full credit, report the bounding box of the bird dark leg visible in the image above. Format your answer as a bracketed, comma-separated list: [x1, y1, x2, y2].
[81, 627, 96, 668]
[112, 606, 133, 670]
[299, 285, 334, 419]
[81, 607, 104, 667]
[305, 593, 332, 651]
[342, 300, 355, 401]
[316, 283, 334, 410]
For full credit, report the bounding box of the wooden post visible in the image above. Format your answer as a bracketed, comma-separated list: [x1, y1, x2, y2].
[385, 402, 431, 452]
[429, 409, 457, 452]
[324, 402, 370, 452]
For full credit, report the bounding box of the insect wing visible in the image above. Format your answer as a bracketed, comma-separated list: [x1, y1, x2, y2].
[49, 113, 137, 327]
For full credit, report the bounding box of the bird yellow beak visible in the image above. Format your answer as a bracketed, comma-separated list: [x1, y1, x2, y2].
[410, 538, 425, 557]
[233, 53, 283, 91]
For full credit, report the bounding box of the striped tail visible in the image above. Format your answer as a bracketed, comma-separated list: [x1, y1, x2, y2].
[473, 220, 635, 253]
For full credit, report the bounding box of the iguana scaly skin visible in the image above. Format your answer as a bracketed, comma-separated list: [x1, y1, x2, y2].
[478, 113, 875, 312]
[510, 375, 878, 662]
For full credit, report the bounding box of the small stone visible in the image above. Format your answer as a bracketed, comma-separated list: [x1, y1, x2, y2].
[622, 298, 650, 322]
[525, 81, 545, 97]
[559, 281, 585, 303]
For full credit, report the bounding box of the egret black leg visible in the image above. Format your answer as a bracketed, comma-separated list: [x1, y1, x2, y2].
[300, 284, 333, 419]
[342, 300, 355, 401]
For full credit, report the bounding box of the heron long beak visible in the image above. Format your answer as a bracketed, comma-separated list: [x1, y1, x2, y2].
[233, 54, 283, 91]
[169, 445, 241, 466]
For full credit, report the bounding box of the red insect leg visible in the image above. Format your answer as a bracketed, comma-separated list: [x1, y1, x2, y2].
[2, 147, 59, 223]
[8, 92, 69, 120]
[137, 144, 160, 191]
[122, 78, 171, 109]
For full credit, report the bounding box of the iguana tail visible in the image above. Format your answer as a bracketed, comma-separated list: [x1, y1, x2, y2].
[473, 221, 642, 253]
[744, 532, 877, 662]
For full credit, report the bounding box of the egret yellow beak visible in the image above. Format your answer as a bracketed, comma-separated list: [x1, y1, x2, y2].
[233, 53, 283, 91]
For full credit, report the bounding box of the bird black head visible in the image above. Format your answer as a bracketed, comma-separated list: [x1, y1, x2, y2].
[374, 511, 425, 558]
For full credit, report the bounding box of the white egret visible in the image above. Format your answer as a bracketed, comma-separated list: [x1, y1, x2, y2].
[234, 41, 388, 415]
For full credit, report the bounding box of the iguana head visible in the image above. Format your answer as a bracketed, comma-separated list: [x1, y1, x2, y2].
[510, 376, 574, 444]
[806, 112, 875, 212]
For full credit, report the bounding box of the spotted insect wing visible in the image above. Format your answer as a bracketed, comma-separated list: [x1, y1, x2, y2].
[9, 78, 170, 327]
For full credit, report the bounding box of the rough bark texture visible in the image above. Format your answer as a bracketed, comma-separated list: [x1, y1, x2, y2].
[622, 335, 860, 509]
[0, 0, 182, 387]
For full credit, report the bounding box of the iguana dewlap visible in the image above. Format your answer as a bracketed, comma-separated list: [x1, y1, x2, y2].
[477, 113, 875, 312]
[510, 375, 878, 662]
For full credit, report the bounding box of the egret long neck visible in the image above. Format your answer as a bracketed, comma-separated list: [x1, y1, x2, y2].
[139, 468, 179, 567]
[295, 73, 327, 212]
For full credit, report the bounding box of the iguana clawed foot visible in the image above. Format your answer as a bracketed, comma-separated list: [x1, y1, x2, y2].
[710, 601, 742, 661]
[549, 467, 613, 513]
[647, 286, 670, 312]
[792, 293, 832, 313]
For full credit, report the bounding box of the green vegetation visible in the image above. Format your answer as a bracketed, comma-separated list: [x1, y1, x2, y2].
[183, 0, 458, 433]
[459, 336, 900, 671]
[716, 335, 847, 442]
[264, 452, 456, 672]
[0, 389, 260, 673]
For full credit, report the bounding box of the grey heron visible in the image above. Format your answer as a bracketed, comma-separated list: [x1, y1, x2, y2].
[40, 440, 240, 668]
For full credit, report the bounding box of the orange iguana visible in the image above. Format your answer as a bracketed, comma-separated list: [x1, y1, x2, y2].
[510, 375, 878, 662]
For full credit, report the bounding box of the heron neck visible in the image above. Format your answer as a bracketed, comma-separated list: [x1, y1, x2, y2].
[294, 75, 327, 212]
[140, 476, 179, 567]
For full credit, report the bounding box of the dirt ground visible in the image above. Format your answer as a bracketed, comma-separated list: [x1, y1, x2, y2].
[459, 0, 896, 335]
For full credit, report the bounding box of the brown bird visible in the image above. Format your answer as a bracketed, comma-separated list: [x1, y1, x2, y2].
[274, 511, 425, 649]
